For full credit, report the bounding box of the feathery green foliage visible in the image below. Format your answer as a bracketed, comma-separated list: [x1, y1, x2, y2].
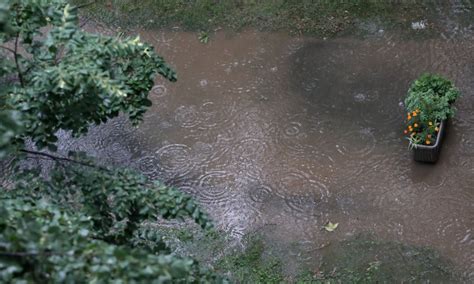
[0, 197, 219, 283]
[0, 0, 223, 282]
[8, 163, 212, 242]
[1, 0, 176, 150]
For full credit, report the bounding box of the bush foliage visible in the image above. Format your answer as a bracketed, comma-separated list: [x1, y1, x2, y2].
[0, 196, 217, 283]
[1, 0, 176, 150]
[0, 0, 222, 282]
[404, 74, 460, 146]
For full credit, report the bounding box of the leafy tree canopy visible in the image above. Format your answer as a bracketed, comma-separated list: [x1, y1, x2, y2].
[0, 0, 222, 282]
[1, 0, 176, 150]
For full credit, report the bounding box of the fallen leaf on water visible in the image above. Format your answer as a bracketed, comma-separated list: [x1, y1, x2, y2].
[324, 221, 339, 232]
[198, 31, 209, 44]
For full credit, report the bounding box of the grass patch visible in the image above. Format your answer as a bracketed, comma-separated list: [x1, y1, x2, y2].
[215, 235, 284, 283]
[72, 0, 433, 36]
[150, 225, 464, 283]
[297, 234, 465, 283]
[155, 224, 284, 283]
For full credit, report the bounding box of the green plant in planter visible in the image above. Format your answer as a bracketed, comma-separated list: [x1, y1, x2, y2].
[404, 74, 460, 147]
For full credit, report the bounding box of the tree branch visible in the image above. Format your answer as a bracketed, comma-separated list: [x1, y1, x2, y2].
[79, 15, 93, 28]
[75, 1, 97, 10]
[0, 45, 16, 54]
[23, 64, 35, 76]
[13, 33, 25, 87]
[0, 251, 53, 257]
[20, 149, 109, 171]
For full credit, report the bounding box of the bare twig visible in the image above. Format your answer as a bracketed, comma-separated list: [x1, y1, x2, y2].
[23, 64, 35, 76]
[80, 15, 93, 28]
[0, 252, 46, 257]
[74, 1, 97, 10]
[0, 45, 16, 54]
[13, 33, 25, 87]
[20, 149, 109, 172]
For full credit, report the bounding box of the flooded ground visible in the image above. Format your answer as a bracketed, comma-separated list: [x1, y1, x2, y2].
[8, 9, 459, 280]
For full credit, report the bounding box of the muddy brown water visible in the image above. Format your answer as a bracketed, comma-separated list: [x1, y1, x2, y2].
[19, 27, 474, 278]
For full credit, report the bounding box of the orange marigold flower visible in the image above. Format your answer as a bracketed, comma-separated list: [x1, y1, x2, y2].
[413, 112, 417, 117]
[414, 123, 418, 127]
[408, 115, 412, 120]
[416, 109, 420, 113]
[426, 140, 431, 145]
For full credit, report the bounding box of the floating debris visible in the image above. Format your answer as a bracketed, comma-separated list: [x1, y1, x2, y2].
[324, 221, 339, 232]
[411, 20, 427, 30]
[198, 31, 209, 43]
[354, 93, 367, 102]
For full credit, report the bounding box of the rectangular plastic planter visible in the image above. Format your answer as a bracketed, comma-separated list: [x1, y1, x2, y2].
[412, 120, 446, 163]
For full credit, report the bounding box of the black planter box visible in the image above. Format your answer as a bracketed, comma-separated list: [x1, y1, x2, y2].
[412, 120, 446, 163]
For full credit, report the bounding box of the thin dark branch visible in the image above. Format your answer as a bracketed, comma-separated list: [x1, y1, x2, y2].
[75, 1, 97, 10]
[24, 155, 69, 171]
[23, 65, 35, 76]
[20, 149, 109, 172]
[0, 45, 16, 54]
[80, 15, 93, 28]
[24, 155, 56, 162]
[0, 251, 53, 257]
[13, 33, 25, 87]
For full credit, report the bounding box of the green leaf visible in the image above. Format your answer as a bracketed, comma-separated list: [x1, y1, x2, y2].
[198, 31, 209, 44]
[324, 221, 339, 232]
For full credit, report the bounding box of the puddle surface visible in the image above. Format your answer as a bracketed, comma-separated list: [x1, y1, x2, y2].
[12, 23, 474, 278]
